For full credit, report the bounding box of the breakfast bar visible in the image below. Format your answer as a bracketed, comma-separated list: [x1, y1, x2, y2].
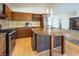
[31, 28, 79, 56]
[31, 28, 66, 56]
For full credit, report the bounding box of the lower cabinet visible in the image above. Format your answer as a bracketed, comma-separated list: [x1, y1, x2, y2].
[37, 35, 50, 52]
[31, 31, 50, 52]
[26, 28, 32, 37]
[32, 31, 62, 53]
[0, 34, 6, 56]
[15, 27, 31, 38]
[54, 36, 62, 48]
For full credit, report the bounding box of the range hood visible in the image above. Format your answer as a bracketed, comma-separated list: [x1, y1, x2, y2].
[0, 4, 6, 19]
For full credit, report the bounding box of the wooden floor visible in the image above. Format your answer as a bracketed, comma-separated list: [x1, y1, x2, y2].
[12, 37, 36, 56]
[12, 37, 62, 56]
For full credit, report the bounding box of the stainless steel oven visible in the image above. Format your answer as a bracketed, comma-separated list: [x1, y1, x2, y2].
[9, 30, 16, 55]
[0, 29, 16, 56]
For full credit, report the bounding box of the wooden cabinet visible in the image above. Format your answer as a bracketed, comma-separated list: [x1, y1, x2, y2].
[32, 14, 42, 21]
[37, 35, 50, 52]
[15, 27, 31, 38]
[25, 28, 32, 37]
[4, 5, 12, 20]
[32, 14, 43, 28]
[15, 27, 26, 38]
[31, 31, 50, 52]
[31, 31, 62, 53]
[12, 12, 32, 21]
[0, 33, 6, 56]
[54, 36, 62, 48]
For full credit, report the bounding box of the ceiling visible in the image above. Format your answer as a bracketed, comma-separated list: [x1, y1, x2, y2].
[5, 3, 79, 15]
[6, 3, 58, 14]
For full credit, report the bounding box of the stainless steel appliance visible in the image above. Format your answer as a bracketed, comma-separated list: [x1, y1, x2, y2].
[43, 14, 52, 29]
[0, 29, 16, 56]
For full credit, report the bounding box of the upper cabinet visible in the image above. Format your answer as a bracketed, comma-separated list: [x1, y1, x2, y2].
[32, 14, 42, 21]
[0, 4, 6, 19]
[12, 12, 32, 21]
[12, 12, 43, 21]
[4, 4, 12, 20]
[1, 4, 43, 21]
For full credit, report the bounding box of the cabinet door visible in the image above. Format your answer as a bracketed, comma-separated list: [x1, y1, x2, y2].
[0, 35, 6, 56]
[15, 27, 27, 38]
[12, 12, 32, 21]
[32, 14, 42, 21]
[37, 35, 46, 52]
[45, 35, 50, 50]
[5, 5, 12, 20]
[26, 28, 31, 37]
[54, 36, 62, 48]
[37, 35, 50, 52]
[15, 27, 31, 38]
[0, 37, 3, 54]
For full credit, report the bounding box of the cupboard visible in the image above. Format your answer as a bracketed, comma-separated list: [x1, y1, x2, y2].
[32, 14, 42, 21]
[0, 33, 6, 56]
[4, 5, 12, 20]
[15, 27, 31, 38]
[12, 12, 32, 21]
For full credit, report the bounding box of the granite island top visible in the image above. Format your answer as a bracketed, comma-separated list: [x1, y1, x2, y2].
[32, 28, 79, 46]
[31, 28, 71, 36]
[32, 28, 65, 36]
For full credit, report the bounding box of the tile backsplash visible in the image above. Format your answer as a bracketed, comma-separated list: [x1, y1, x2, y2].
[0, 19, 40, 29]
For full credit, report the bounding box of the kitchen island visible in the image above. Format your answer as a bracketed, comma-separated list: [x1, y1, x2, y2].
[31, 28, 66, 56]
[31, 28, 79, 56]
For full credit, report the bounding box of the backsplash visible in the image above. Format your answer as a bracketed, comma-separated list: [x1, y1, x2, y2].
[0, 19, 40, 29]
[0, 20, 9, 29]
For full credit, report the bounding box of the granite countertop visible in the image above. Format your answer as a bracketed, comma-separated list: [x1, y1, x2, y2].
[32, 28, 79, 46]
[32, 28, 79, 37]
[0, 33, 6, 38]
[31, 28, 68, 36]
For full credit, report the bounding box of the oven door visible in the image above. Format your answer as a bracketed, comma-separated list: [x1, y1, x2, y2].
[9, 32, 15, 55]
